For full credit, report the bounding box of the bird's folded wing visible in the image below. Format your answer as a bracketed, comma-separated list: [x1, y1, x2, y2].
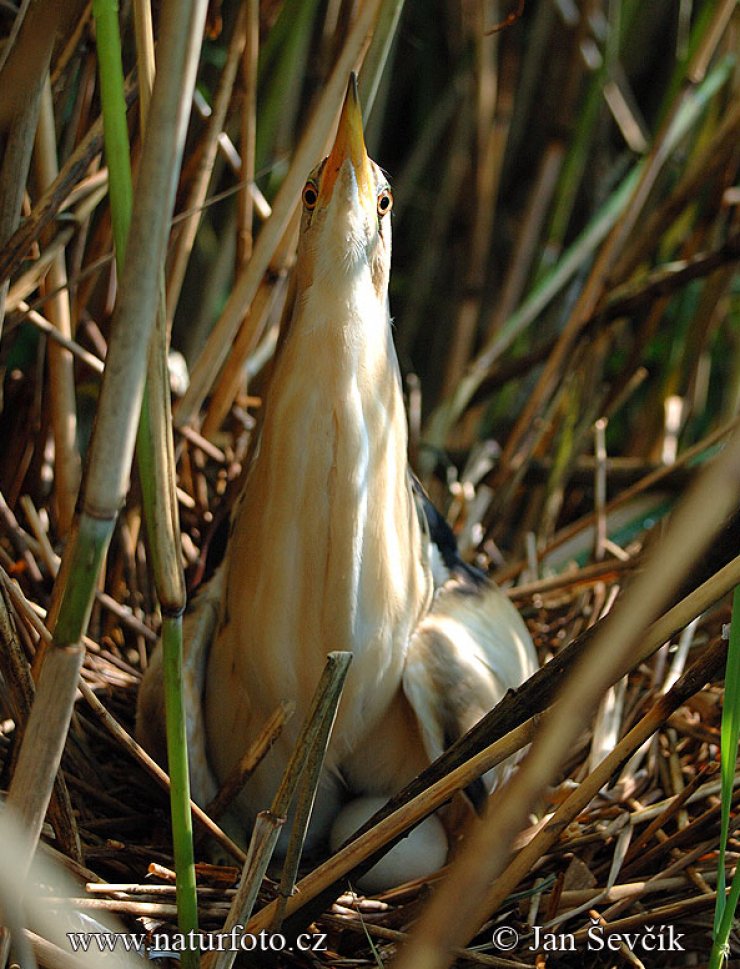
[181, 567, 224, 806]
[402, 576, 538, 803]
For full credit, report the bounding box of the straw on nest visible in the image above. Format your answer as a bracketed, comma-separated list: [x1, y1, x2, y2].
[0, 1, 738, 967]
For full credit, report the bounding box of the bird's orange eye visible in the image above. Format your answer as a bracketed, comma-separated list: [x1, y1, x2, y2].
[302, 181, 319, 210]
[377, 189, 393, 216]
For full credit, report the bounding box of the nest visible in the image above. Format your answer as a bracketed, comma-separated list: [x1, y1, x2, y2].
[0, 417, 736, 967]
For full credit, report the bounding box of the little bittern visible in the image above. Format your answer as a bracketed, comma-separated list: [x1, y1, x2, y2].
[137, 75, 537, 887]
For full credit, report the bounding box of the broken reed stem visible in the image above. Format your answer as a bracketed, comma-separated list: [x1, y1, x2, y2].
[204, 701, 295, 823]
[246, 716, 538, 934]
[206, 651, 352, 969]
[272, 654, 353, 930]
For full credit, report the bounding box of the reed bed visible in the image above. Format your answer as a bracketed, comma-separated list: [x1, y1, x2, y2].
[0, 1, 738, 967]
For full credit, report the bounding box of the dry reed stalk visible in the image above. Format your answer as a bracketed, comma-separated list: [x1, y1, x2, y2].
[32, 78, 81, 535]
[14, 301, 105, 373]
[206, 651, 352, 969]
[175, 0, 383, 429]
[204, 701, 294, 822]
[236, 0, 259, 267]
[166, 5, 249, 326]
[201, 211, 297, 436]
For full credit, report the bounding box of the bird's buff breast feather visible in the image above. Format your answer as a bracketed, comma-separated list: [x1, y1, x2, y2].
[204, 269, 433, 794]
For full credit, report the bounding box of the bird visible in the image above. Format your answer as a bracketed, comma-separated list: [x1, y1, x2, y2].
[137, 74, 537, 888]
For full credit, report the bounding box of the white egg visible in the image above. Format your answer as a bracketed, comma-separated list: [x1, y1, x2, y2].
[329, 796, 448, 895]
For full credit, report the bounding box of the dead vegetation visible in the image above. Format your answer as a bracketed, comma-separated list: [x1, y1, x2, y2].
[0, 1, 738, 967]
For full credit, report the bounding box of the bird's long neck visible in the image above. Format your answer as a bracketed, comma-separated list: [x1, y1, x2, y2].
[223, 265, 432, 732]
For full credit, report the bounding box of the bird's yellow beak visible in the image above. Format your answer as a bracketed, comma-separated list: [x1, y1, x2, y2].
[320, 73, 375, 212]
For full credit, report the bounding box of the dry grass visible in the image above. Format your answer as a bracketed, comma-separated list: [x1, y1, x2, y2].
[0, 1, 738, 967]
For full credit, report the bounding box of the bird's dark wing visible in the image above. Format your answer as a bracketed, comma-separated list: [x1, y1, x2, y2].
[405, 474, 538, 809]
[410, 473, 487, 589]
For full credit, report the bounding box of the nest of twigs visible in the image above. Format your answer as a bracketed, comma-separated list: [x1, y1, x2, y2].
[0, 465, 736, 969]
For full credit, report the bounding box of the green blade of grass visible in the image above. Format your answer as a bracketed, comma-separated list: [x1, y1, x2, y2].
[94, 0, 196, 962]
[709, 585, 740, 968]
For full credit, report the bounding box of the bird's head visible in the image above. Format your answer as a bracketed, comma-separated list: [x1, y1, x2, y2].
[296, 74, 393, 300]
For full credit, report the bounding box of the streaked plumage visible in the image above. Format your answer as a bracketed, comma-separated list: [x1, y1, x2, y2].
[137, 76, 537, 881]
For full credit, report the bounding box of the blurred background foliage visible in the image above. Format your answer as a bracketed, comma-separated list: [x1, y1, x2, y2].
[0, 0, 737, 575]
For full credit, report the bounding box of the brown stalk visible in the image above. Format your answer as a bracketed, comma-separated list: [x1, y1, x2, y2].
[572, 890, 725, 941]
[245, 717, 539, 934]
[204, 701, 294, 822]
[237, 0, 259, 267]
[201, 213, 297, 436]
[166, 4, 249, 328]
[32, 77, 81, 534]
[14, 301, 105, 374]
[207, 652, 353, 969]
